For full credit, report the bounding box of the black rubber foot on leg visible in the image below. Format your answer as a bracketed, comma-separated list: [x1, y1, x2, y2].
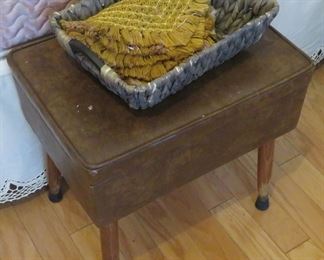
[255, 196, 269, 211]
[48, 189, 63, 203]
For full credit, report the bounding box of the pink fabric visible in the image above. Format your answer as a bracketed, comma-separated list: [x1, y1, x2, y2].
[0, 0, 73, 49]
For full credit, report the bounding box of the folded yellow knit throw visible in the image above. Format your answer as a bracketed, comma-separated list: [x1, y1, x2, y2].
[61, 0, 216, 84]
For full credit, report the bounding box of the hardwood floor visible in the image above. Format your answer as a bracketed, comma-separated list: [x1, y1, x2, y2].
[1, 65, 323, 260]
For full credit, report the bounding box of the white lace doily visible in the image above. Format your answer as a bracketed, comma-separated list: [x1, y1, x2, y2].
[0, 171, 47, 203]
[0, 58, 47, 204]
[311, 47, 324, 65]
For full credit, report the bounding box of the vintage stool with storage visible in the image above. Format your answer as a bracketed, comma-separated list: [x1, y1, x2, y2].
[8, 28, 313, 259]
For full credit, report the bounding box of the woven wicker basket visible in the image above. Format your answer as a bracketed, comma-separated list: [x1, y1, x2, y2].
[51, 0, 279, 109]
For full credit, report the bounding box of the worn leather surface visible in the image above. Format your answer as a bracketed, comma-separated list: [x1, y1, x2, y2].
[0, 0, 73, 49]
[8, 29, 314, 225]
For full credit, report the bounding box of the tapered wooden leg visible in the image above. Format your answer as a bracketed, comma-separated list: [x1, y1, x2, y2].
[100, 221, 119, 260]
[47, 155, 63, 203]
[255, 139, 275, 211]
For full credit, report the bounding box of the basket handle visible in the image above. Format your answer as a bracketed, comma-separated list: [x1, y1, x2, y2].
[69, 39, 104, 70]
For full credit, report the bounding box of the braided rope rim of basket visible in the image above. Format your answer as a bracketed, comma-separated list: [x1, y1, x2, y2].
[51, 0, 279, 108]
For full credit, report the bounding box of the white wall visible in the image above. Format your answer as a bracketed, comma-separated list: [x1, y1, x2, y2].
[272, 0, 324, 61]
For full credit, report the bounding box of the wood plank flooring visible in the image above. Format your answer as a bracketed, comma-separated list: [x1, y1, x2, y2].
[0, 65, 323, 259]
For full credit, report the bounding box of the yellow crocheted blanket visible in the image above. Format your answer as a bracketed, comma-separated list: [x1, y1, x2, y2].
[61, 0, 216, 84]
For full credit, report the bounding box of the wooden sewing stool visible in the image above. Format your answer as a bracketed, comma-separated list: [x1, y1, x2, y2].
[8, 28, 313, 259]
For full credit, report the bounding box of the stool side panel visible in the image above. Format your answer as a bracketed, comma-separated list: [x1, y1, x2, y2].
[14, 79, 99, 222]
[91, 70, 312, 226]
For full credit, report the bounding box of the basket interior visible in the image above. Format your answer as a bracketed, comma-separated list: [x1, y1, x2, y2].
[211, 0, 278, 40]
[56, 0, 278, 84]
[61, 0, 278, 36]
